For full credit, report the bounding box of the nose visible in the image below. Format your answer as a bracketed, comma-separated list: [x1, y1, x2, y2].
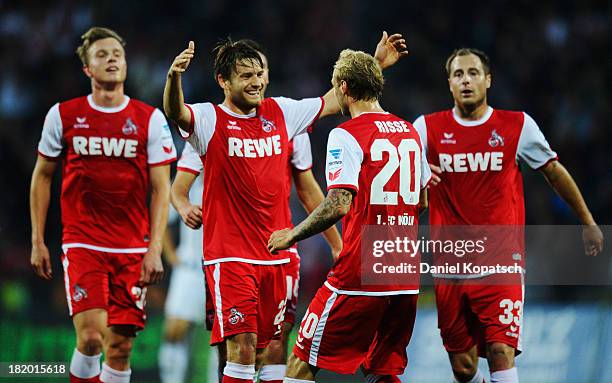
[252, 76, 264, 89]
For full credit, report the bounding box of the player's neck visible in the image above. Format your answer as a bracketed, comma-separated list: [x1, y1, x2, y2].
[90, 82, 125, 108]
[349, 100, 384, 118]
[453, 99, 488, 121]
[222, 98, 256, 116]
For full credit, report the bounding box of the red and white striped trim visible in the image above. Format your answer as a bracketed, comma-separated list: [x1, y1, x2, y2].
[62, 255, 73, 316]
[203, 257, 290, 266]
[213, 263, 224, 338]
[324, 281, 419, 296]
[308, 290, 337, 365]
[62, 243, 148, 254]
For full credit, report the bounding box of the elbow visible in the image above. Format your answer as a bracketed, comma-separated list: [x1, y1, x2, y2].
[419, 198, 428, 211]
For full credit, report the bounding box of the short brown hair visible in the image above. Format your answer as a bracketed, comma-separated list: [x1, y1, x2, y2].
[333, 49, 384, 102]
[76, 27, 126, 66]
[445, 48, 490, 76]
[212, 37, 263, 81]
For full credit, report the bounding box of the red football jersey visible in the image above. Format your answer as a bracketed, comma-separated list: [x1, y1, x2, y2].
[414, 107, 557, 278]
[37, 95, 177, 252]
[181, 97, 322, 265]
[414, 107, 557, 225]
[324, 112, 431, 294]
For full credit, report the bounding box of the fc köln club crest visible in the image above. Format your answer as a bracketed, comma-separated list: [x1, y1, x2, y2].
[488, 129, 504, 147]
[260, 116, 276, 133]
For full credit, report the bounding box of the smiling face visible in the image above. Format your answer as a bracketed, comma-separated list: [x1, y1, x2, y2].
[222, 58, 265, 111]
[83, 37, 127, 85]
[448, 53, 491, 110]
[258, 52, 269, 98]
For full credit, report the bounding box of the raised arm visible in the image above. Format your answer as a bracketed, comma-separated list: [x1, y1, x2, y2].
[319, 31, 408, 118]
[293, 169, 343, 259]
[30, 156, 58, 280]
[164, 41, 195, 131]
[540, 160, 604, 256]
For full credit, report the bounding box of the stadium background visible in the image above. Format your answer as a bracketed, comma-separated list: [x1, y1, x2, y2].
[0, 1, 610, 382]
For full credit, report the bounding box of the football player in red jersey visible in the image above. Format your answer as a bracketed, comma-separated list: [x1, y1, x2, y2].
[413, 48, 604, 383]
[30, 27, 176, 383]
[159, 40, 343, 383]
[269, 49, 431, 383]
[164, 33, 407, 383]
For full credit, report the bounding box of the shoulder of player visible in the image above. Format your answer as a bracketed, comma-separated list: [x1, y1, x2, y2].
[58, 95, 89, 110]
[125, 97, 155, 112]
[490, 108, 528, 128]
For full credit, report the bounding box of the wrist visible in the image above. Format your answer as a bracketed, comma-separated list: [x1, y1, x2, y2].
[581, 213, 596, 226]
[32, 237, 45, 247]
[147, 242, 163, 254]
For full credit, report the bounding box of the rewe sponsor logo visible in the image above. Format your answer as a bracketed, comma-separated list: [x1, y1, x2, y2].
[228, 135, 282, 158]
[73, 136, 138, 158]
[439, 152, 503, 172]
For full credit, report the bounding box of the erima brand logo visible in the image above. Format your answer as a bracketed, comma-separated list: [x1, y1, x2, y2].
[74, 117, 89, 129]
[73, 285, 88, 302]
[441, 132, 456, 144]
[228, 135, 282, 158]
[439, 152, 504, 172]
[260, 116, 276, 132]
[488, 129, 504, 147]
[73, 136, 138, 157]
[229, 308, 245, 325]
[374, 120, 410, 133]
[122, 118, 138, 135]
[226, 120, 241, 130]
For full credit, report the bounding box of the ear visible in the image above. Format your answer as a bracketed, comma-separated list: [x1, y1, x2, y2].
[340, 80, 349, 96]
[448, 77, 452, 93]
[485, 73, 492, 89]
[82, 65, 93, 79]
[217, 74, 228, 90]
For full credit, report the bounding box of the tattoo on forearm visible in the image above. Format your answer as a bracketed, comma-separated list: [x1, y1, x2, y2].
[293, 188, 352, 242]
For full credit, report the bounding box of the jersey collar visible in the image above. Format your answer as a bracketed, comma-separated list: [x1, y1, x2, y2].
[218, 103, 256, 118]
[87, 94, 130, 113]
[452, 106, 493, 126]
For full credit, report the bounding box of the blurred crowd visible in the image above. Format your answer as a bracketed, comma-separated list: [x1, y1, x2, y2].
[0, 0, 610, 321]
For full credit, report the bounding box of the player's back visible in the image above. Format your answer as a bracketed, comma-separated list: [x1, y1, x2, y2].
[325, 112, 430, 294]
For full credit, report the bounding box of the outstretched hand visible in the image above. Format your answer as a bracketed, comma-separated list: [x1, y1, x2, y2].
[374, 31, 409, 70]
[268, 228, 296, 254]
[168, 41, 195, 77]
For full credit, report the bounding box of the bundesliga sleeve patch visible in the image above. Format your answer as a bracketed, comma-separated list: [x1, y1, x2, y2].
[161, 124, 174, 154]
[327, 147, 344, 182]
